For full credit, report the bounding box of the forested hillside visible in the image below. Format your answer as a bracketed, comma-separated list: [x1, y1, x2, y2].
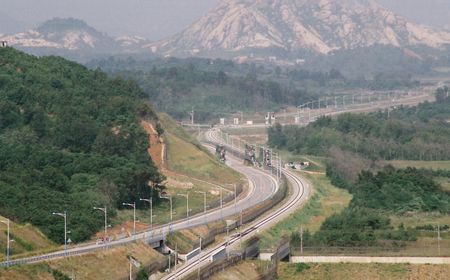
[271, 88, 450, 248]
[269, 88, 450, 161]
[0, 48, 164, 243]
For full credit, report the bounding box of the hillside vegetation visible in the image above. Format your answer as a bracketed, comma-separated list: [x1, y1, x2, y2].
[268, 89, 450, 250]
[269, 88, 450, 162]
[160, 113, 241, 184]
[0, 47, 163, 243]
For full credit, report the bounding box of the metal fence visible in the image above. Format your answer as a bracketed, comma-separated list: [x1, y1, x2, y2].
[292, 244, 450, 257]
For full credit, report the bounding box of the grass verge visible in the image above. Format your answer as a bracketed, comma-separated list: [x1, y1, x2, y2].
[259, 172, 351, 250]
[277, 262, 450, 280]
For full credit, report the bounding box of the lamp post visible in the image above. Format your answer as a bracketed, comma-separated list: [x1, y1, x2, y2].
[122, 202, 136, 236]
[1, 219, 10, 266]
[196, 191, 207, 225]
[217, 187, 223, 220]
[139, 198, 153, 231]
[160, 195, 172, 232]
[177, 193, 189, 221]
[52, 211, 67, 255]
[93, 206, 108, 242]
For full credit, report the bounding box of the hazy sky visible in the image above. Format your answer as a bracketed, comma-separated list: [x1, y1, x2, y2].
[1, 0, 449, 40]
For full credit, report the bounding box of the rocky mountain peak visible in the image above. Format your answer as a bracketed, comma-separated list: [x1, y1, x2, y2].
[152, 0, 450, 57]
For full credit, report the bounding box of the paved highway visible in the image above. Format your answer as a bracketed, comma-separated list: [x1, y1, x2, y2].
[0, 130, 279, 267]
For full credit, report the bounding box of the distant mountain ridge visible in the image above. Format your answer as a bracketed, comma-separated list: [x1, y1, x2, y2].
[0, 18, 151, 59]
[152, 0, 450, 57]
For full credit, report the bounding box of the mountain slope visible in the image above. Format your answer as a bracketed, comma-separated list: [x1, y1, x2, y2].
[0, 18, 151, 59]
[0, 47, 163, 243]
[152, 0, 450, 56]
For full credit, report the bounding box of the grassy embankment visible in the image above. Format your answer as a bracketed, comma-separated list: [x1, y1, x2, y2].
[0, 216, 55, 262]
[259, 156, 352, 250]
[115, 114, 242, 229]
[277, 262, 450, 280]
[213, 260, 450, 280]
[0, 242, 165, 280]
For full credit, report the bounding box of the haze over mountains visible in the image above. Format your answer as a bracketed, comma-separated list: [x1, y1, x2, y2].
[0, 18, 150, 60]
[152, 0, 450, 58]
[2, 0, 450, 62]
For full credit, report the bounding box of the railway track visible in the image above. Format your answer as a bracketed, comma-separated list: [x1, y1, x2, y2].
[162, 131, 310, 280]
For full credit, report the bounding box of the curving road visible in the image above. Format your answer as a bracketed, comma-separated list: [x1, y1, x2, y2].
[0, 130, 279, 267]
[161, 130, 312, 280]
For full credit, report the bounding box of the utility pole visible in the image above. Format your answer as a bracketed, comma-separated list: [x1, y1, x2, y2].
[122, 202, 136, 236]
[190, 107, 195, 125]
[233, 184, 237, 209]
[300, 225, 303, 255]
[437, 224, 441, 256]
[239, 210, 243, 253]
[1, 219, 10, 266]
[52, 211, 67, 255]
[270, 149, 274, 176]
[129, 256, 132, 280]
[175, 243, 178, 280]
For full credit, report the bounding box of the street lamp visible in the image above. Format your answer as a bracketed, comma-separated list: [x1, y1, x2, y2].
[122, 202, 136, 236]
[139, 198, 153, 231]
[52, 211, 67, 255]
[226, 184, 237, 213]
[195, 191, 207, 224]
[1, 219, 11, 266]
[160, 195, 173, 232]
[177, 193, 189, 221]
[217, 187, 223, 220]
[93, 206, 108, 241]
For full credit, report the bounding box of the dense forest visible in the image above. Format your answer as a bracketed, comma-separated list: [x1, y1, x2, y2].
[0, 48, 164, 243]
[271, 88, 450, 247]
[89, 56, 418, 121]
[269, 88, 450, 162]
[299, 166, 450, 247]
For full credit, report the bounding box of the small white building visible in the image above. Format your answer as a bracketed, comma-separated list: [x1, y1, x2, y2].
[233, 118, 239, 125]
[220, 118, 225, 125]
[0, 41, 7, 48]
